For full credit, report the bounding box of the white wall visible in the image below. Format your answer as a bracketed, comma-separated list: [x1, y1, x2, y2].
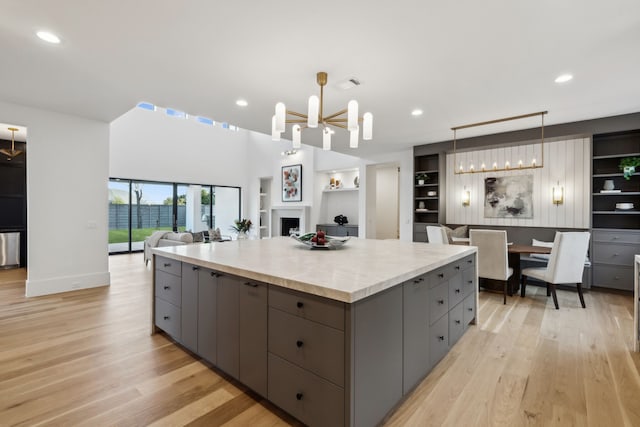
[0, 100, 110, 296]
[445, 137, 590, 228]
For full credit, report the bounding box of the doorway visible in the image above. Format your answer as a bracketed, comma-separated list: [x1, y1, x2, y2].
[366, 163, 400, 239]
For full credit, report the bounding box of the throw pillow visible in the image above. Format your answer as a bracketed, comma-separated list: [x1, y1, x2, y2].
[440, 225, 468, 243]
[191, 231, 204, 243]
[209, 228, 222, 241]
[532, 238, 553, 248]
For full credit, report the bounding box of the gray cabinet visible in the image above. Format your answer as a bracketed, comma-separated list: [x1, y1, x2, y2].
[402, 274, 430, 394]
[154, 256, 182, 342]
[181, 264, 199, 352]
[197, 269, 218, 364]
[217, 274, 240, 379]
[591, 229, 640, 291]
[239, 279, 268, 397]
[316, 224, 358, 237]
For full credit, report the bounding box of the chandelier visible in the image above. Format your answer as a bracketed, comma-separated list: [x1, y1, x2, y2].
[452, 111, 547, 174]
[0, 127, 23, 160]
[271, 71, 373, 150]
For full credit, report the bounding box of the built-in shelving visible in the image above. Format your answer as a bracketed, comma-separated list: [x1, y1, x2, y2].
[322, 187, 359, 193]
[591, 129, 640, 291]
[259, 178, 272, 239]
[413, 154, 440, 242]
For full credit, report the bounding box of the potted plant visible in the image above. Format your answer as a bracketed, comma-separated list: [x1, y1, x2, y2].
[619, 157, 640, 180]
[231, 218, 252, 239]
[416, 173, 429, 185]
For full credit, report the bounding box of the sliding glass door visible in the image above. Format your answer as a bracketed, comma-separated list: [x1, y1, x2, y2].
[109, 179, 240, 254]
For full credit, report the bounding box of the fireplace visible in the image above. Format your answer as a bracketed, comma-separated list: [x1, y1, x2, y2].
[280, 217, 300, 236]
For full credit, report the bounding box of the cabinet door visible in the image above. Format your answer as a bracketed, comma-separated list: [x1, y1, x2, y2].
[217, 274, 239, 379]
[198, 269, 218, 364]
[181, 263, 198, 352]
[239, 280, 268, 396]
[403, 276, 430, 395]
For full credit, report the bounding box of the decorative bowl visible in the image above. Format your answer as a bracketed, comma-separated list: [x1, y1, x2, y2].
[616, 202, 634, 210]
[291, 233, 350, 249]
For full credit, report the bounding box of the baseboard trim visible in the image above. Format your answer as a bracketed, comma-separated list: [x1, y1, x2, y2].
[26, 271, 111, 297]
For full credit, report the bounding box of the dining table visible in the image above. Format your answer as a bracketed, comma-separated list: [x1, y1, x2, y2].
[506, 244, 552, 296]
[453, 241, 552, 296]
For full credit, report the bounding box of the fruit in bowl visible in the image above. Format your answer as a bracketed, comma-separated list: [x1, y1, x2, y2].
[292, 232, 350, 249]
[310, 230, 327, 246]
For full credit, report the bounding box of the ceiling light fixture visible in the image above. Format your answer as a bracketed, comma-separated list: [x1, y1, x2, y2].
[554, 74, 573, 83]
[452, 111, 547, 174]
[36, 31, 60, 44]
[236, 99, 248, 107]
[0, 127, 23, 160]
[411, 109, 423, 116]
[271, 71, 373, 151]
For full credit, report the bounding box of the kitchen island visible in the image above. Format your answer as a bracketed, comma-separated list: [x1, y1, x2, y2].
[152, 237, 477, 427]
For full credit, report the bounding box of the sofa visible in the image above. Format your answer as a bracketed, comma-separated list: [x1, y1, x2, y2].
[144, 231, 194, 265]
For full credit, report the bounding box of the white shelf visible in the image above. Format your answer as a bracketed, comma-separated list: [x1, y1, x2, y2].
[259, 209, 267, 213]
[259, 193, 267, 196]
[259, 226, 267, 229]
[323, 187, 359, 193]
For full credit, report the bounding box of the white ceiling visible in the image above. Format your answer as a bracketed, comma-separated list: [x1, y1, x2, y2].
[1, 1, 639, 155]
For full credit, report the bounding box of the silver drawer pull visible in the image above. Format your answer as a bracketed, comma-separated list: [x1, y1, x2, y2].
[211, 272, 220, 277]
[437, 299, 445, 305]
[192, 266, 199, 271]
[467, 259, 473, 263]
[438, 335, 445, 341]
[296, 301, 304, 308]
[455, 266, 460, 270]
[455, 320, 461, 324]
[163, 316, 170, 320]
[296, 392, 303, 401]
[164, 263, 171, 267]
[467, 307, 473, 311]
[163, 286, 170, 290]
[455, 289, 461, 294]
[468, 280, 473, 284]
[438, 273, 444, 278]
[244, 282, 258, 288]
[296, 340, 304, 348]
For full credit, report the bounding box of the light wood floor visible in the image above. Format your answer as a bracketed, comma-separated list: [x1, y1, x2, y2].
[1, 255, 639, 426]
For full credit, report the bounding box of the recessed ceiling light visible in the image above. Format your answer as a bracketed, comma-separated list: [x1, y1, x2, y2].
[236, 99, 248, 107]
[36, 31, 61, 44]
[554, 74, 573, 83]
[411, 109, 423, 116]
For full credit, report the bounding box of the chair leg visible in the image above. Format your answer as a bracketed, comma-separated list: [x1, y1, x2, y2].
[546, 283, 551, 297]
[549, 283, 559, 309]
[577, 283, 586, 308]
[521, 275, 527, 297]
[503, 281, 507, 305]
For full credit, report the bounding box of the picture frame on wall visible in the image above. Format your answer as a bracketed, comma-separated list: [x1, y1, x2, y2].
[282, 164, 302, 202]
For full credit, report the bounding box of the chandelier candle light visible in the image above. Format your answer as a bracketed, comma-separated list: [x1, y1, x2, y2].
[452, 111, 547, 174]
[272, 72, 373, 150]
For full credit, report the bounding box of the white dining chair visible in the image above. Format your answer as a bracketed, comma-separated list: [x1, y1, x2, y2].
[521, 231, 590, 309]
[426, 226, 449, 244]
[469, 229, 513, 304]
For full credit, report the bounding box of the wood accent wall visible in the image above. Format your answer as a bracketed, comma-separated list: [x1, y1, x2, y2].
[445, 137, 590, 228]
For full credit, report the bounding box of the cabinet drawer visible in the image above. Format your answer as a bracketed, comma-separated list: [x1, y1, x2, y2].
[155, 270, 182, 306]
[449, 272, 464, 309]
[429, 313, 449, 366]
[450, 254, 474, 274]
[449, 302, 464, 346]
[268, 308, 344, 387]
[155, 255, 182, 276]
[593, 243, 639, 266]
[155, 297, 181, 340]
[268, 353, 344, 427]
[593, 230, 640, 245]
[593, 265, 634, 291]
[269, 286, 345, 331]
[462, 268, 476, 297]
[428, 265, 452, 289]
[463, 293, 476, 327]
[429, 282, 449, 325]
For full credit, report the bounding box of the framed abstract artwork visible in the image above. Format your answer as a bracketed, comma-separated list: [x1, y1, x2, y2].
[282, 164, 302, 202]
[484, 175, 533, 218]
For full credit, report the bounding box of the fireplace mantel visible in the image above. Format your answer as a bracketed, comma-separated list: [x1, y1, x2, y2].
[271, 205, 311, 236]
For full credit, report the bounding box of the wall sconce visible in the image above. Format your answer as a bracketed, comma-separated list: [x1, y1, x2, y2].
[462, 188, 471, 206]
[552, 181, 564, 205]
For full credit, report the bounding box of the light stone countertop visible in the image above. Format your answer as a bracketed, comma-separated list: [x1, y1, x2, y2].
[152, 237, 476, 303]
